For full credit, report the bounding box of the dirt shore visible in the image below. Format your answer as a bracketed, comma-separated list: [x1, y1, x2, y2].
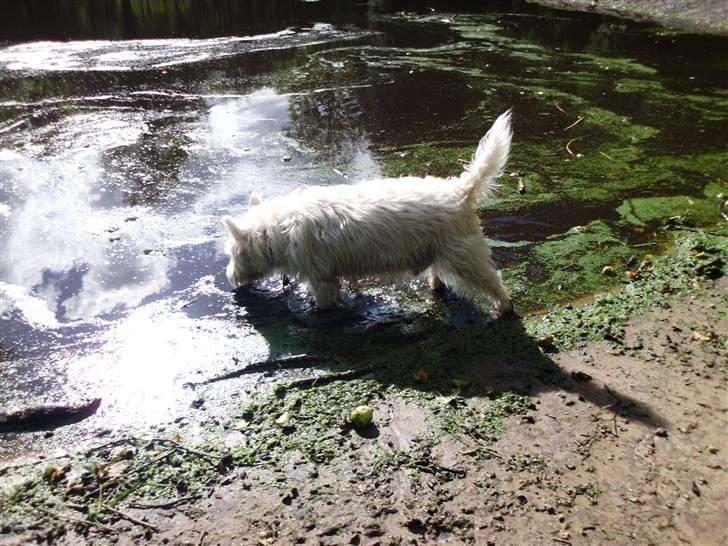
[534, 0, 728, 35]
[2, 233, 726, 546]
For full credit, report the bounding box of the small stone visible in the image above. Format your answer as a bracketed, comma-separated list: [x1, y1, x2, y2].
[691, 481, 701, 496]
[707, 446, 719, 454]
[654, 428, 668, 438]
[601, 265, 616, 276]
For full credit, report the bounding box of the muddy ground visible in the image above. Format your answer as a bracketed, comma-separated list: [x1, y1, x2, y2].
[127, 279, 728, 546]
[1, 231, 726, 546]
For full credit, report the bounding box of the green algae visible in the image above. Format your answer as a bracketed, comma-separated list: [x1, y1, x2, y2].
[504, 220, 638, 310]
[529, 228, 728, 349]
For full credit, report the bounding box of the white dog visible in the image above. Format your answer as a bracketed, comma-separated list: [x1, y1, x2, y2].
[223, 111, 513, 315]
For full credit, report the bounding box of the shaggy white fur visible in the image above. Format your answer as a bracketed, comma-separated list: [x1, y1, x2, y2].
[223, 111, 513, 315]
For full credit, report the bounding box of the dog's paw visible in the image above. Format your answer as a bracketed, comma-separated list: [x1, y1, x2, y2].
[496, 299, 515, 318]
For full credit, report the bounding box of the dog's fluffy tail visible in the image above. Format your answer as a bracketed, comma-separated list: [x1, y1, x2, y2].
[460, 110, 512, 205]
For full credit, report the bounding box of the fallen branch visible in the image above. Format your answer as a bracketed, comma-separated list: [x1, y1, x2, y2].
[285, 367, 377, 390]
[128, 494, 201, 510]
[184, 354, 330, 387]
[150, 438, 219, 464]
[0, 398, 101, 432]
[100, 503, 159, 532]
[414, 461, 467, 479]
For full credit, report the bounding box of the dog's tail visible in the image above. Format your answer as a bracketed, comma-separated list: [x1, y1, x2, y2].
[460, 110, 512, 206]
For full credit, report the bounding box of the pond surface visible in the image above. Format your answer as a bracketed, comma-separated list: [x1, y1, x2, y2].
[1, 0, 726, 462]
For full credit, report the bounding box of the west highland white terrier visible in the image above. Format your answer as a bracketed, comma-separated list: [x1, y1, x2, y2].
[223, 111, 514, 315]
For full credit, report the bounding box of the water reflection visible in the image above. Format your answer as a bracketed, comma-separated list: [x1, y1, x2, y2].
[0, 23, 389, 452]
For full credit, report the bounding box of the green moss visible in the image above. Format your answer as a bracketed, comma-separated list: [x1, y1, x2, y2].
[616, 195, 722, 227]
[529, 229, 728, 350]
[503, 220, 638, 310]
[376, 143, 472, 178]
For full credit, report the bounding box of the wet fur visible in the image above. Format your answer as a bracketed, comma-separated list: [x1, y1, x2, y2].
[223, 111, 514, 315]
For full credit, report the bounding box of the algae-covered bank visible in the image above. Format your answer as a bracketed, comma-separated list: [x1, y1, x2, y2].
[1, 1, 727, 545]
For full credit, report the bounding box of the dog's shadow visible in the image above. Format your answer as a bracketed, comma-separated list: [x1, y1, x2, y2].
[231, 282, 667, 430]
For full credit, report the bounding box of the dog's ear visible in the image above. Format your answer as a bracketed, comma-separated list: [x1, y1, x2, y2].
[249, 193, 262, 207]
[222, 216, 248, 241]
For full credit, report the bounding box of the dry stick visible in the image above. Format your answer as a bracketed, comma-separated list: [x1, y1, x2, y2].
[599, 151, 614, 161]
[128, 494, 201, 510]
[285, 366, 377, 390]
[563, 116, 584, 131]
[150, 438, 219, 464]
[185, 354, 329, 387]
[565, 135, 588, 156]
[198, 530, 208, 546]
[36, 506, 115, 534]
[553, 100, 566, 113]
[100, 503, 160, 532]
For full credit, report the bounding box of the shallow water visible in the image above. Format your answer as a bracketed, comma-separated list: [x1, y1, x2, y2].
[1, 0, 726, 461]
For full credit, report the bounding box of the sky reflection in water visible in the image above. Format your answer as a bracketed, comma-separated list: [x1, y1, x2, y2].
[0, 28, 378, 443]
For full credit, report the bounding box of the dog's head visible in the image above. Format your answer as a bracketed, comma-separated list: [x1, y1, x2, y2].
[222, 193, 268, 287]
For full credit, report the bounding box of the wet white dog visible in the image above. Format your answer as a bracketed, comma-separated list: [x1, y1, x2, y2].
[223, 111, 513, 315]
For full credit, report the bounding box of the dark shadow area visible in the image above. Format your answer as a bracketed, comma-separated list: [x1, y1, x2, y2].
[228, 283, 668, 431]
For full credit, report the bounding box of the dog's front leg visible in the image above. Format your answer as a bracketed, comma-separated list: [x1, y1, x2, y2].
[308, 278, 340, 309]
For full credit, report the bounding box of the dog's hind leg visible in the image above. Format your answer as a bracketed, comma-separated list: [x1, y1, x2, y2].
[436, 238, 513, 316]
[308, 278, 340, 309]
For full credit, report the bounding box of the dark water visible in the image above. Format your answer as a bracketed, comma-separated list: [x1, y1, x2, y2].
[1, 0, 726, 461]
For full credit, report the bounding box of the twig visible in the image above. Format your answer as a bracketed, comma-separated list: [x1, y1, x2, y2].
[133, 449, 174, 475]
[599, 151, 614, 161]
[285, 367, 377, 390]
[553, 100, 566, 113]
[100, 503, 160, 532]
[552, 538, 572, 545]
[565, 136, 588, 156]
[563, 116, 584, 131]
[150, 438, 219, 464]
[184, 354, 330, 387]
[37, 506, 115, 534]
[414, 461, 467, 479]
[198, 530, 208, 546]
[128, 494, 201, 510]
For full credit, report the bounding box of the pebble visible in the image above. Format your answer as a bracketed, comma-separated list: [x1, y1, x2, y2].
[654, 428, 669, 437]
